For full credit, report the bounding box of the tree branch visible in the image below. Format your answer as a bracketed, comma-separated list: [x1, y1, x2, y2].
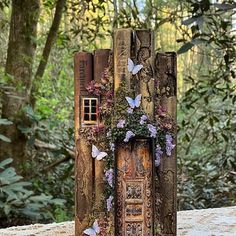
[34, 0, 66, 82]
[34, 139, 75, 159]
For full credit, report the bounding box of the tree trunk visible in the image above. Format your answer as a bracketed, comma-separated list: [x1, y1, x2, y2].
[34, 0, 66, 81]
[0, 0, 40, 173]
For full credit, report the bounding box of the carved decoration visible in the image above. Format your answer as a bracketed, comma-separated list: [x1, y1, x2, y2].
[115, 139, 153, 236]
[126, 222, 142, 236]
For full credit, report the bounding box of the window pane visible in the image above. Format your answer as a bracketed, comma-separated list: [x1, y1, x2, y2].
[91, 114, 97, 121]
[91, 106, 96, 113]
[84, 114, 89, 121]
[84, 99, 89, 106]
[84, 107, 89, 113]
[91, 99, 97, 106]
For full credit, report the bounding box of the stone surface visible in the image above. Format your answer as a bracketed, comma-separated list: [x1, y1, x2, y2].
[0, 206, 235, 236]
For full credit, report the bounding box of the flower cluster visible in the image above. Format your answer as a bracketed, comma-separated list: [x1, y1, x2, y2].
[105, 169, 114, 187]
[140, 115, 148, 125]
[147, 124, 157, 138]
[106, 195, 114, 212]
[166, 134, 175, 156]
[86, 81, 102, 96]
[124, 131, 135, 142]
[117, 119, 126, 128]
[155, 145, 163, 167]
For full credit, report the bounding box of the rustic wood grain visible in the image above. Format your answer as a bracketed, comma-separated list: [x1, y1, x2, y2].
[93, 49, 111, 210]
[74, 52, 94, 236]
[115, 139, 154, 236]
[155, 52, 177, 236]
[134, 29, 155, 120]
[113, 28, 132, 91]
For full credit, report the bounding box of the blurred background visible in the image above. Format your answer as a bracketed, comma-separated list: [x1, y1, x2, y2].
[0, 0, 235, 228]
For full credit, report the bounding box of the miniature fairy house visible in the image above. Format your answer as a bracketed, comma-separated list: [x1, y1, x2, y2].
[74, 29, 177, 236]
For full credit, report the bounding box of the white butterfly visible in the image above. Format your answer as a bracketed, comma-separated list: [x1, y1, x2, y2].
[83, 220, 100, 236]
[92, 144, 107, 161]
[125, 94, 142, 109]
[128, 58, 143, 75]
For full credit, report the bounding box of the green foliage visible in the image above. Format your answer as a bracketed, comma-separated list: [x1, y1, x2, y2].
[177, 0, 236, 209]
[0, 118, 12, 142]
[0, 158, 66, 226]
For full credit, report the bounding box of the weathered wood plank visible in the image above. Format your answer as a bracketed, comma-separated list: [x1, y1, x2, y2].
[74, 52, 94, 236]
[134, 29, 155, 119]
[155, 52, 177, 236]
[93, 49, 111, 210]
[115, 139, 154, 236]
[114, 28, 132, 91]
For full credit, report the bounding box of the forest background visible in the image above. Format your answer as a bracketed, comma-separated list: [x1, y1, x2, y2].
[0, 0, 235, 227]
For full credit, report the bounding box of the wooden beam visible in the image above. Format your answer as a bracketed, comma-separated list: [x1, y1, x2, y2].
[134, 29, 155, 119]
[74, 52, 94, 236]
[155, 52, 177, 235]
[93, 49, 111, 211]
[113, 28, 133, 91]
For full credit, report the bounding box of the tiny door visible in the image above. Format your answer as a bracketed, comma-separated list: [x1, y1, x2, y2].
[115, 139, 154, 236]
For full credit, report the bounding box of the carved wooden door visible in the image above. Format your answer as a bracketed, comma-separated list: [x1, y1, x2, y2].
[116, 139, 154, 236]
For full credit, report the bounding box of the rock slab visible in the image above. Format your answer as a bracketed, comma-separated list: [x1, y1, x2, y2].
[0, 206, 235, 236]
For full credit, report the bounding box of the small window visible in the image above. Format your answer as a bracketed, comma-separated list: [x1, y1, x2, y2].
[82, 97, 99, 125]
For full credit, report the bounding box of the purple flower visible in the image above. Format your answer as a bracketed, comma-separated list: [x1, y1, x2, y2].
[117, 119, 126, 128]
[106, 195, 114, 211]
[124, 131, 135, 142]
[147, 124, 157, 138]
[140, 115, 148, 125]
[106, 130, 111, 138]
[166, 134, 175, 156]
[155, 145, 163, 167]
[105, 169, 114, 187]
[109, 142, 115, 152]
[127, 107, 133, 114]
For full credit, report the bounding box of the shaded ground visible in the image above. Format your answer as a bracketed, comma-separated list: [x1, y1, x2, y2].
[0, 206, 235, 236]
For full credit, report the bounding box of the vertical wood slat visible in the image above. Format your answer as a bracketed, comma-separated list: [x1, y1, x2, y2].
[134, 29, 155, 119]
[93, 49, 111, 210]
[155, 52, 177, 236]
[114, 28, 132, 91]
[74, 52, 93, 236]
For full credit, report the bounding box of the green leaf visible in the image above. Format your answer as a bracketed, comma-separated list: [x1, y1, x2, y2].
[177, 42, 194, 54]
[191, 38, 208, 46]
[182, 16, 202, 26]
[0, 134, 11, 142]
[213, 3, 236, 11]
[0, 158, 13, 169]
[0, 119, 13, 125]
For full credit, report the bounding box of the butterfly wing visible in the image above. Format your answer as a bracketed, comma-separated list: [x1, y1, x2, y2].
[134, 94, 142, 107]
[127, 58, 134, 72]
[83, 228, 96, 236]
[132, 64, 143, 75]
[96, 152, 108, 161]
[125, 97, 135, 109]
[93, 220, 100, 234]
[92, 145, 99, 158]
